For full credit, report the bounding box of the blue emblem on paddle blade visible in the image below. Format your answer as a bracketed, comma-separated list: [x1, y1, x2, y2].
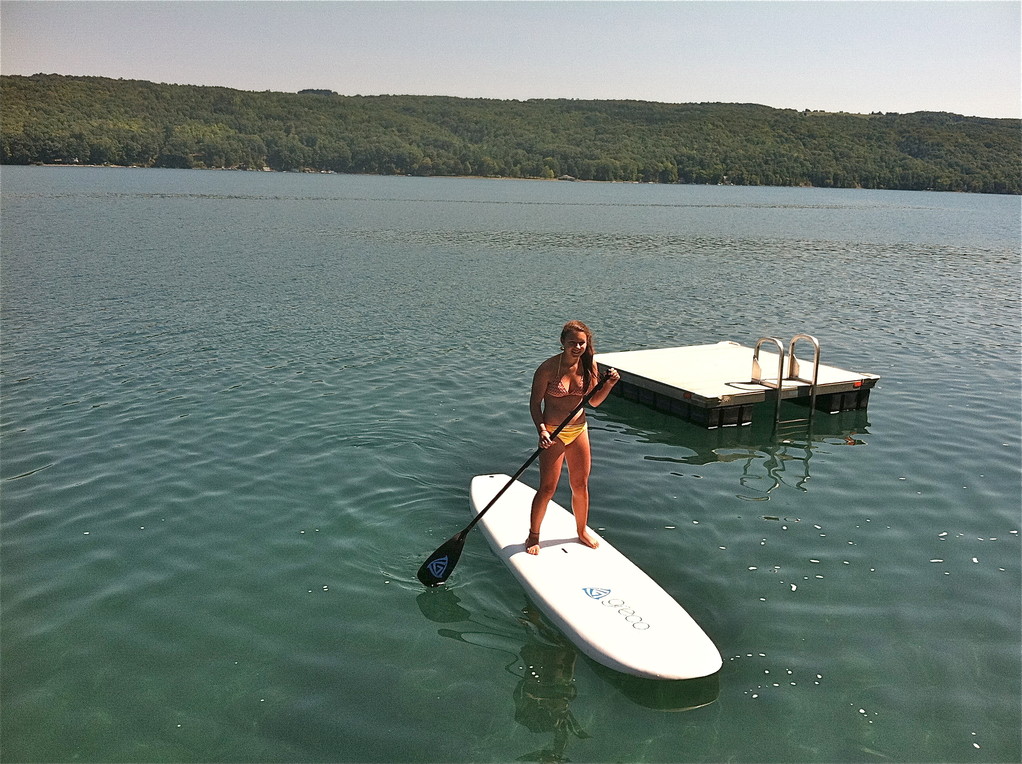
[583, 587, 611, 600]
[427, 556, 449, 579]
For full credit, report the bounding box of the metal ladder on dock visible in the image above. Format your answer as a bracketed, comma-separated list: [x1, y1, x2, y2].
[751, 334, 821, 429]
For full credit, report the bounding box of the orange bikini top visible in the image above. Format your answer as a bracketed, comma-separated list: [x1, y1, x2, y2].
[546, 357, 590, 397]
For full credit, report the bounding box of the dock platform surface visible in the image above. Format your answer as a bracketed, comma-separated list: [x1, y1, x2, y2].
[595, 341, 879, 428]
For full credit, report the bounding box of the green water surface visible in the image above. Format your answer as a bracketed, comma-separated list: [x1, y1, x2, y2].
[1, 167, 1019, 763]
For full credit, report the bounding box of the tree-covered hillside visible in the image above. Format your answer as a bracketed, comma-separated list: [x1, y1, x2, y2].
[2, 74, 1018, 194]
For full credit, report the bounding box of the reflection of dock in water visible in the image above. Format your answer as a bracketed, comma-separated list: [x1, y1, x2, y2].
[596, 393, 870, 497]
[599, 393, 870, 460]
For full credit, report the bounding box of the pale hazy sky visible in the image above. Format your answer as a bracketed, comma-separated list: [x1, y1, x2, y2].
[1, 1, 1019, 118]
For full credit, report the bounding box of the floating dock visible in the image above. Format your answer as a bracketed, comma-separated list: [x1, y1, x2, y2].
[595, 337, 879, 428]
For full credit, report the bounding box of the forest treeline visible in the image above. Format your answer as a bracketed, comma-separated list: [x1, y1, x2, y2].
[2, 73, 1018, 194]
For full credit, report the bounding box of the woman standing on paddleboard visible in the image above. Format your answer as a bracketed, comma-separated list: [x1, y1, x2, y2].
[528, 320, 619, 555]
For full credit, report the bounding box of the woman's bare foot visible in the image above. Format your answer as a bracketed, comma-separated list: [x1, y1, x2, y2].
[578, 529, 600, 549]
[526, 531, 541, 555]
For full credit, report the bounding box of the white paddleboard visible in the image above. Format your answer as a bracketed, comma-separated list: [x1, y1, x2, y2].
[470, 474, 723, 680]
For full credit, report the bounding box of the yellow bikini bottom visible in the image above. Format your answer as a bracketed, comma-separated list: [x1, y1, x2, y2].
[548, 421, 587, 446]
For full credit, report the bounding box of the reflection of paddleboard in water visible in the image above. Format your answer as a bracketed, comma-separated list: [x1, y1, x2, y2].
[470, 474, 723, 681]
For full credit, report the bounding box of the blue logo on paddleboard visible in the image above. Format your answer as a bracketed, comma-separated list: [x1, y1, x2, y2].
[583, 587, 650, 630]
[427, 556, 449, 579]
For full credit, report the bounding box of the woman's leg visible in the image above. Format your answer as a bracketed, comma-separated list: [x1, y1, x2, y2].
[565, 428, 598, 548]
[527, 441, 565, 554]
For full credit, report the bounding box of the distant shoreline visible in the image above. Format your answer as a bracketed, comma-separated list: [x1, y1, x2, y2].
[15, 163, 986, 194]
[28, 162, 571, 178]
[26, 162, 582, 182]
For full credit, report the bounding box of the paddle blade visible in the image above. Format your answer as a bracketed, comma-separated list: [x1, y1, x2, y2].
[416, 530, 467, 587]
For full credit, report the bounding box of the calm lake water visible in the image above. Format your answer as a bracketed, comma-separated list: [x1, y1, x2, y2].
[1, 166, 1019, 763]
